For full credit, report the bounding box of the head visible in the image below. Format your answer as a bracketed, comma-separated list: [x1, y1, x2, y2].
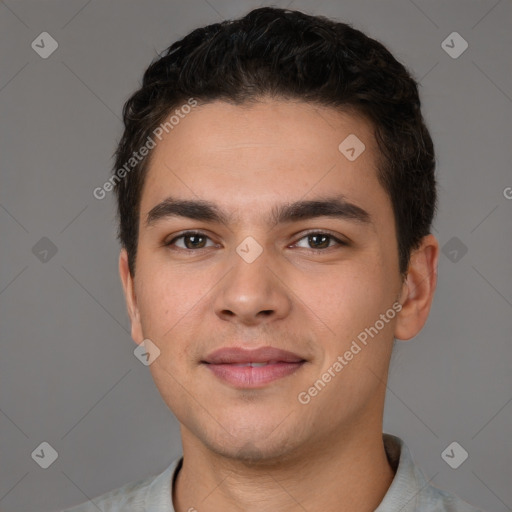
[115, 7, 438, 462]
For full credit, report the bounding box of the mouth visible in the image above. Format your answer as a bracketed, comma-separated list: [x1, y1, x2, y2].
[202, 346, 307, 388]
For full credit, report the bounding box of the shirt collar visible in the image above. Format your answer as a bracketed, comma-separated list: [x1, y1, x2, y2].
[376, 433, 433, 512]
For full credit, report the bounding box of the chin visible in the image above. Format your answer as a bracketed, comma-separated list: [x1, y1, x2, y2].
[209, 436, 298, 466]
[195, 418, 305, 466]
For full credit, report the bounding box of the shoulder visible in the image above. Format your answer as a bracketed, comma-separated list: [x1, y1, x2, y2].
[379, 434, 485, 512]
[417, 483, 485, 512]
[59, 459, 181, 512]
[60, 475, 153, 512]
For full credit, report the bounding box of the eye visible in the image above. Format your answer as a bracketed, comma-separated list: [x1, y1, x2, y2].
[164, 231, 216, 250]
[293, 231, 348, 252]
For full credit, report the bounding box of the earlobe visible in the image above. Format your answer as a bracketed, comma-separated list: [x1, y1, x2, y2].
[119, 249, 144, 344]
[394, 234, 439, 341]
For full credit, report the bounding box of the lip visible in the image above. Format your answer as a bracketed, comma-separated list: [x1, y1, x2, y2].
[202, 346, 306, 388]
[204, 346, 305, 364]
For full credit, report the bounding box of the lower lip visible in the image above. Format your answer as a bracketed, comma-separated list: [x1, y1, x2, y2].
[204, 362, 305, 388]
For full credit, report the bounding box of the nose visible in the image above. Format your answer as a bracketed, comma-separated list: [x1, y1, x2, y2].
[213, 245, 292, 327]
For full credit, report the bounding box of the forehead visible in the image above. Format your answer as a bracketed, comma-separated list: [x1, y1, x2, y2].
[139, 99, 391, 228]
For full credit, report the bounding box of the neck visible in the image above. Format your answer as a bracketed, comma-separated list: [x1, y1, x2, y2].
[173, 426, 395, 512]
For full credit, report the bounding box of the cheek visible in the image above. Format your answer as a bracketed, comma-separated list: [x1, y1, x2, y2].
[134, 262, 218, 377]
[137, 268, 200, 399]
[135, 262, 200, 338]
[300, 260, 391, 340]
[135, 272, 169, 336]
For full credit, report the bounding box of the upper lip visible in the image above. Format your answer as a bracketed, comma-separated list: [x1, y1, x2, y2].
[203, 346, 306, 364]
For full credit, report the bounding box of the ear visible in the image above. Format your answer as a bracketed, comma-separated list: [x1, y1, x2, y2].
[119, 249, 144, 345]
[394, 234, 439, 341]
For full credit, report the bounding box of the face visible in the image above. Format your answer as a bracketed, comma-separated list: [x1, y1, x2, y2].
[120, 99, 427, 463]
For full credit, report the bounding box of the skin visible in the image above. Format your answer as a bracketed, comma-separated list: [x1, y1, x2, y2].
[119, 99, 439, 512]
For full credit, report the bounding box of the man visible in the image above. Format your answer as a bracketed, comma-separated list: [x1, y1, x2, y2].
[63, 7, 483, 512]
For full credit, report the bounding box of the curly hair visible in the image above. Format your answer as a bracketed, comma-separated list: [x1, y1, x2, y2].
[113, 7, 436, 277]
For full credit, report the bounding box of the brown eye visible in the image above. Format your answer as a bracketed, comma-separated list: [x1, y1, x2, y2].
[308, 234, 330, 249]
[294, 232, 347, 251]
[165, 231, 214, 250]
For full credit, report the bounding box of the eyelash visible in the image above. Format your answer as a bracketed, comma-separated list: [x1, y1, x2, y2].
[164, 230, 348, 254]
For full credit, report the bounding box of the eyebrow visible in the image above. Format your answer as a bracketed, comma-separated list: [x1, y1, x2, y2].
[145, 195, 372, 229]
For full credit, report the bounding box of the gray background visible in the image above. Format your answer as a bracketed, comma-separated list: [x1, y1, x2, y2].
[0, 1, 511, 511]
